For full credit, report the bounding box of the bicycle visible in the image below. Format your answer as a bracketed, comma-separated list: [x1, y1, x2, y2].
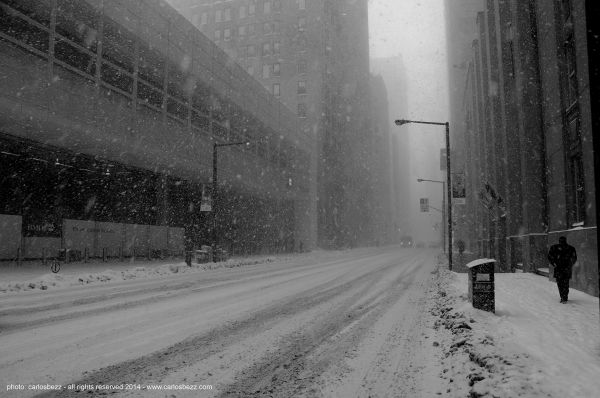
[50, 258, 61, 273]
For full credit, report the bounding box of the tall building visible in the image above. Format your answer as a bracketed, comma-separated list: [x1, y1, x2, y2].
[370, 56, 411, 241]
[446, 0, 598, 297]
[0, 0, 312, 259]
[368, 74, 395, 244]
[168, 0, 383, 248]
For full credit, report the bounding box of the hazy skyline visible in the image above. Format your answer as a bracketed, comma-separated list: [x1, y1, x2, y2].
[369, 0, 449, 243]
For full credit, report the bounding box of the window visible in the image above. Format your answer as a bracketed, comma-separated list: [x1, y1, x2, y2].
[559, 0, 586, 225]
[298, 17, 306, 31]
[262, 64, 270, 79]
[264, 1, 271, 14]
[238, 25, 247, 36]
[274, 41, 281, 55]
[298, 59, 307, 74]
[297, 80, 306, 94]
[167, 98, 188, 120]
[101, 63, 133, 93]
[570, 153, 586, 224]
[299, 0, 306, 10]
[54, 39, 96, 75]
[249, 1, 256, 15]
[2, 0, 52, 27]
[239, 5, 246, 19]
[55, 0, 99, 51]
[224, 28, 231, 41]
[564, 38, 578, 109]
[273, 62, 280, 76]
[52, 0, 99, 75]
[214, 29, 221, 40]
[192, 82, 210, 114]
[263, 22, 272, 35]
[224, 7, 231, 21]
[0, 2, 51, 53]
[248, 23, 256, 36]
[273, 0, 281, 12]
[138, 44, 165, 89]
[247, 64, 255, 76]
[215, 9, 222, 22]
[137, 82, 163, 108]
[297, 103, 307, 118]
[101, 18, 136, 73]
[167, 61, 189, 103]
[273, 83, 280, 97]
[262, 42, 271, 56]
[201, 12, 208, 24]
[248, 45, 256, 57]
[298, 35, 307, 50]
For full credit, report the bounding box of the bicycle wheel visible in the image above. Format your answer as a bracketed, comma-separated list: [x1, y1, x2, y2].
[51, 260, 60, 273]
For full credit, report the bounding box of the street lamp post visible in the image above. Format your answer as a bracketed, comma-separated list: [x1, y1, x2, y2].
[395, 119, 453, 270]
[417, 178, 446, 252]
[212, 141, 249, 262]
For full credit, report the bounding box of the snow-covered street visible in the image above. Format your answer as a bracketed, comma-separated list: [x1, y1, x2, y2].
[1, 248, 443, 397]
[1, 248, 599, 397]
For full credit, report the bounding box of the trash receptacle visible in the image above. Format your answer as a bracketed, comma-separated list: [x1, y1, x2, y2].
[194, 249, 209, 264]
[466, 258, 496, 313]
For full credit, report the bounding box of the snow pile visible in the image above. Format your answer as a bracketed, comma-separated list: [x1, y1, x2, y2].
[0, 256, 278, 293]
[430, 265, 600, 397]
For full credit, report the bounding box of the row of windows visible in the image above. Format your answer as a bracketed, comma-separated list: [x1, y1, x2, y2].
[235, 41, 281, 57]
[558, 0, 585, 225]
[0, 0, 308, 169]
[269, 81, 306, 97]
[213, 20, 284, 41]
[244, 59, 307, 80]
[194, 0, 306, 25]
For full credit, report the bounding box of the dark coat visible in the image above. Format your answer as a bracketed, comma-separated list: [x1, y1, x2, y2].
[547, 243, 577, 279]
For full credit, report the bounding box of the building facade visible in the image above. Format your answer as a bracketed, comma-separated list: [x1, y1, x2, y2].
[0, 0, 314, 259]
[168, 0, 389, 248]
[370, 56, 411, 242]
[446, 0, 598, 296]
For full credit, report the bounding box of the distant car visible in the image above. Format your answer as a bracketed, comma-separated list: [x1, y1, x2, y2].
[416, 242, 425, 248]
[428, 242, 441, 248]
[400, 236, 413, 247]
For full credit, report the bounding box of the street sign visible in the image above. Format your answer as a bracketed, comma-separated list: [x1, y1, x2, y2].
[420, 198, 429, 212]
[440, 148, 447, 171]
[200, 185, 212, 212]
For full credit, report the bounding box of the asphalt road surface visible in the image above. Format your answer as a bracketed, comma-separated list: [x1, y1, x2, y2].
[0, 248, 444, 397]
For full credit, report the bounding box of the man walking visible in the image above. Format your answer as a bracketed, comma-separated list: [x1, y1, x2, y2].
[547, 236, 577, 303]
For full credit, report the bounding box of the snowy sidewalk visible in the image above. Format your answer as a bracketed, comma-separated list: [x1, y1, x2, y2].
[439, 268, 600, 397]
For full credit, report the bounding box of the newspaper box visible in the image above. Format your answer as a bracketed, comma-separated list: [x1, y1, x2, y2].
[466, 258, 496, 313]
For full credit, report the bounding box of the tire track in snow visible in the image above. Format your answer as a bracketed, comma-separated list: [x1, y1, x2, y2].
[215, 255, 426, 397]
[34, 251, 415, 398]
[0, 251, 382, 333]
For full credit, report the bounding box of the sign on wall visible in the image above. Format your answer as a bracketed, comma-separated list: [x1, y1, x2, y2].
[420, 198, 429, 212]
[452, 172, 466, 205]
[22, 212, 61, 237]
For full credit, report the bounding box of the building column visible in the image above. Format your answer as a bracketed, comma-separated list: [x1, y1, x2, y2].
[486, 0, 509, 270]
[513, 0, 548, 272]
[156, 174, 169, 226]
